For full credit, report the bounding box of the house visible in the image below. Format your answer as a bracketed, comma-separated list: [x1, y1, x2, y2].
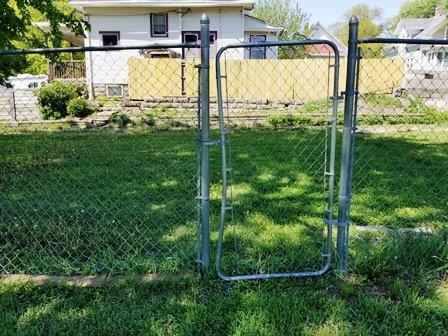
[67, 0, 283, 98]
[309, 22, 348, 57]
[391, 6, 448, 70]
[390, 6, 448, 96]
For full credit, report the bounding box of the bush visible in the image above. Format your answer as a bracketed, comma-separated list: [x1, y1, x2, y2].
[359, 113, 384, 126]
[268, 114, 313, 128]
[67, 98, 95, 118]
[109, 113, 132, 128]
[37, 81, 87, 120]
[141, 114, 156, 127]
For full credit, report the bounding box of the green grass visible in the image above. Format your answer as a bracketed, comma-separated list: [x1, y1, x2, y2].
[0, 127, 447, 335]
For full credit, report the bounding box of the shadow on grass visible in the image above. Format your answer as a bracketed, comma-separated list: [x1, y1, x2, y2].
[0, 230, 446, 335]
[0, 127, 446, 277]
[213, 127, 448, 275]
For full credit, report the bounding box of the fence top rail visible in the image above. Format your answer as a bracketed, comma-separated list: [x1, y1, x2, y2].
[216, 39, 340, 61]
[0, 42, 200, 56]
[359, 38, 448, 46]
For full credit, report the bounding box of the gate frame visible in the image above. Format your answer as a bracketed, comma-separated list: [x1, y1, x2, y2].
[214, 39, 342, 281]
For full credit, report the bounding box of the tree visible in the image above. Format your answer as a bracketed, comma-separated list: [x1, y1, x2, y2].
[389, 0, 448, 29]
[332, 4, 385, 56]
[397, 0, 448, 19]
[251, 0, 311, 58]
[0, 0, 89, 84]
[333, 4, 384, 42]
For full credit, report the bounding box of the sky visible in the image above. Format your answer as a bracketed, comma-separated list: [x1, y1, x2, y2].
[298, 0, 405, 26]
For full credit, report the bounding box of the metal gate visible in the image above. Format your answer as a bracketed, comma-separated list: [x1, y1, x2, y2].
[214, 40, 342, 280]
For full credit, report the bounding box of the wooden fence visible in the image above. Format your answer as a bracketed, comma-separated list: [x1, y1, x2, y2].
[128, 58, 405, 101]
[48, 60, 86, 80]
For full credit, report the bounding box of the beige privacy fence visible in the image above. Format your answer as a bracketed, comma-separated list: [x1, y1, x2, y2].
[128, 58, 405, 101]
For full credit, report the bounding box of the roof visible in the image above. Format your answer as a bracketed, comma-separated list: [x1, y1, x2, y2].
[69, 0, 256, 10]
[33, 22, 84, 46]
[244, 14, 283, 33]
[309, 22, 348, 56]
[394, 15, 447, 38]
[414, 15, 446, 38]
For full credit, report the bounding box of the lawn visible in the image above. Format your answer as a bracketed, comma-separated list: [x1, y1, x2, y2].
[0, 126, 447, 335]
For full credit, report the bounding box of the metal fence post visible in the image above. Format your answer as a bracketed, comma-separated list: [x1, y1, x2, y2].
[336, 16, 359, 275]
[199, 14, 211, 270]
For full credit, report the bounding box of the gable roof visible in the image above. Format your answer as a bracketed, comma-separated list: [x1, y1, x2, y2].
[310, 22, 348, 56]
[394, 15, 447, 38]
[414, 15, 447, 38]
[69, 0, 256, 10]
[244, 14, 283, 34]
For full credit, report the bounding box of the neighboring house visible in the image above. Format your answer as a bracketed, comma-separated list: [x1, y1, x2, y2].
[390, 6, 448, 96]
[391, 7, 448, 70]
[309, 22, 348, 57]
[67, 0, 283, 98]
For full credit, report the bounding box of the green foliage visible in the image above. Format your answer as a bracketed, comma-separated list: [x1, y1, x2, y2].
[405, 97, 438, 114]
[0, 0, 89, 84]
[67, 98, 95, 118]
[359, 113, 384, 125]
[364, 93, 403, 108]
[251, 0, 311, 58]
[109, 113, 133, 128]
[141, 113, 157, 127]
[332, 4, 385, 56]
[37, 81, 86, 120]
[301, 99, 330, 112]
[398, 0, 447, 19]
[268, 114, 315, 128]
[96, 95, 121, 107]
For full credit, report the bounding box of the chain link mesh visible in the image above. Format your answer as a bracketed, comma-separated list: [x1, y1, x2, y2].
[0, 46, 201, 276]
[351, 44, 448, 230]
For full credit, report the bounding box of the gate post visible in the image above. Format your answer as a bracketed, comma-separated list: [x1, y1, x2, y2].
[336, 16, 359, 275]
[199, 14, 211, 270]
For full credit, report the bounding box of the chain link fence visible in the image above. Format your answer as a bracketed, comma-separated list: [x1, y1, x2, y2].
[0, 18, 447, 282]
[0, 43, 203, 276]
[351, 41, 448, 232]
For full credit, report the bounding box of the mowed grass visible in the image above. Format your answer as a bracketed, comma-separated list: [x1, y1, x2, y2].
[0, 127, 447, 335]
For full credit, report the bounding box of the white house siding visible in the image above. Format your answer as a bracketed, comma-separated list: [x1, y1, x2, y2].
[84, 7, 246, 88]
[181, 8, 244, 58]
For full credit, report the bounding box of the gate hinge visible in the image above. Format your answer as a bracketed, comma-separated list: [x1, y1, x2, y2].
[337, 220, 349, 228]
[199, 140, 228, 146]
[325, 219, 338, 226]
[195, 64, 210, 70]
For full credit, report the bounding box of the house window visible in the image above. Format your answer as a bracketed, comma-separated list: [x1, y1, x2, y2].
[249, 35, 267, 59]
[181, 31, 217, 58]
[151, 13, 168, 37]
[106, 85, 124, 98]
[100, 31, 120, 46]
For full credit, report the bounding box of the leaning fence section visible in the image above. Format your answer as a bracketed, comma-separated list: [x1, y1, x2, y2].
[350, 40, 448, 232]
[0, 43, 203, 276]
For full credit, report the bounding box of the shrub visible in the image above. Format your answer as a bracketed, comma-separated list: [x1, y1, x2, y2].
[37, 81, 86, 120]
[268, 114, 313, 128]
[301, 99, 330, 113]
[67, 98, 95, 118]
[141, 114, 156, 127]
[364, 93, 403, 108]
[359, 113, 384, 126]
[109, 113, 132, 128]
